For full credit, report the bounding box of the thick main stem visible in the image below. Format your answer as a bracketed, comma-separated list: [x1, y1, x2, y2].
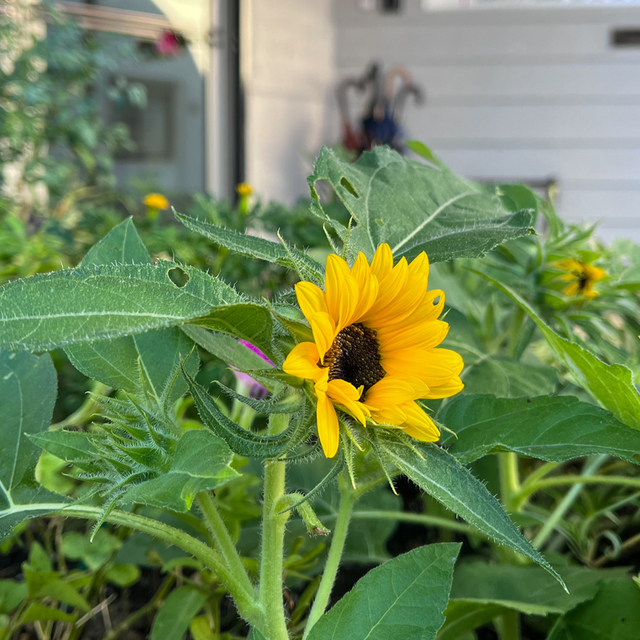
[197, 491, 256, 598]
[303, 486, 355, 640]
[259, 458, 290, 640]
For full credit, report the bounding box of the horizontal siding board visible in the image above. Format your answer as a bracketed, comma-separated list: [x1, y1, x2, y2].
[338, 63, 640, 100]
[434, 148, 640, 182]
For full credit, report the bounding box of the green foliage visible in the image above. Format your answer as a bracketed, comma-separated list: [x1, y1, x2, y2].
[0, 349, 61, 537]
[380, 436, 565, 586]
[307, 543, 460, 640]
[547, 580, 640, 640]
[0, 261, 274, 355]
[480, 273, 640, 429]
[150, 586, 207, 640]
[308, 145, 533, 263]
[440, 394, 640, 464]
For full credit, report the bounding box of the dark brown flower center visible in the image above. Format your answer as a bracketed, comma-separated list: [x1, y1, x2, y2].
[322, 323, 385, 399]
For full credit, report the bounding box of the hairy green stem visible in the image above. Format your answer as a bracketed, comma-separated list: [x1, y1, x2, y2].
[532, 455, 608, 549]
[259, 458, 290, 640]
[197, 492, 256, 597]
[56, 505, 265, 630]
[303, 483, 355, 640]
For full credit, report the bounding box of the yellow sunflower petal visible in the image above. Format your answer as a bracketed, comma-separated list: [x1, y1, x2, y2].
[326, 379, 370, 425]
[408, 251, 429, 281]
[585, 264, 605, 282]
[282, 342, 322, 382]
[325, 254, 359, 330]
[378, 319, 449, 352]
[308, 311, 336, 360]
[400, 402, 440, 441]
[424, 377, 464, 399]
[316, 392, 340, 458]
[351, 252, 372, 289]
[383, 347, 463, 385]
[563, 282, 580, 297]
[370, 243, 393, 281]
[296, 281, 328, 319]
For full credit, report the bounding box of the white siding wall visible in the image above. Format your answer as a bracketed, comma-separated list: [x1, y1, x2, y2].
[242, 0, 336, 204]
[335, 2, 640, 242]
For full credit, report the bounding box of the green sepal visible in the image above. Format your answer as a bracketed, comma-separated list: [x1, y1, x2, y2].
[214, 381, 303, 414]
[182, 364, 310, 458]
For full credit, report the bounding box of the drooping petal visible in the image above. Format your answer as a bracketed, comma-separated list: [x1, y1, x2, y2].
[308, 311, 336, 360]
[316, 392, 340, 458]
[326, 378, 370, 426]
[400, 402, 440, 441]
[282, 342, 323, 382]
[382, 347, 464, 386]
[423, 377, 465, 399]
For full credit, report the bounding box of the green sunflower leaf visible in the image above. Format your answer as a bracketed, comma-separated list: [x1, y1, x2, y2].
[174, 211, 324, 283]
[64, 218, 199, 402]
[0, 350, 65, 539]
[439, 394, 640, 464]
[119, 430, 239, 512]
[150, 586, 207, 640]
[0, 262, 274, 358]
[380, 437, 566, 589]
[477, 273, 640, 429]
[546, 580, 640, 640]
[308, 145, 533, 264]
[306, 542, 460, 640]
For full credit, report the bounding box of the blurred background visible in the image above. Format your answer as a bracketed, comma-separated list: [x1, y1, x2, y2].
[3, 0, 640, 242]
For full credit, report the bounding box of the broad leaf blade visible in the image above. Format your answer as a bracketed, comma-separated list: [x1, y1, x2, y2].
[307, 542, 460, 640]
[308, 146, 533, 263]
[68, 220, 199, 399]
[175, 211, 324, 283]
[479, 274, 640, 429]
[81, 216, 151, 266]
[440, 394, 640, 464]
[150, 586, 206, 640]
[0, 262, 274, 356]
[381, 437, 565, 588]
[0, 350, 64, 537]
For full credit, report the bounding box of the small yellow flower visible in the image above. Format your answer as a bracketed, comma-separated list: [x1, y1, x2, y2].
[283, 244, 464, 458]
[557, 258, 605, 300]
[143, 193, 169, 210]
[236, 183, 253, 197]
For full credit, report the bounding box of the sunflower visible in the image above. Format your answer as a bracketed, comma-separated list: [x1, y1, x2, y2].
[556, 258, 605, 300]
[282, 244, 464, 458]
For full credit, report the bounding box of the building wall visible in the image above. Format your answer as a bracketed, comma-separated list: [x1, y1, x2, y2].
[335, 2, 640, 242]
[242, 0, 337, 204]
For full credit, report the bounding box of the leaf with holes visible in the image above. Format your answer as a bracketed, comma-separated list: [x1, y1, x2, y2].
[0, 350, 64, 538]
[65, 219, 200, 400]
[379, 436, 565, 588]
[439, 394, 640, 464]
[0, 262, 274, 357]
[308, 145, 533, 263]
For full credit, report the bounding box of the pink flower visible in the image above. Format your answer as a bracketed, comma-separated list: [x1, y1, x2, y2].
[232, 340, 274, 399]
[155, 31, 184, 57]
